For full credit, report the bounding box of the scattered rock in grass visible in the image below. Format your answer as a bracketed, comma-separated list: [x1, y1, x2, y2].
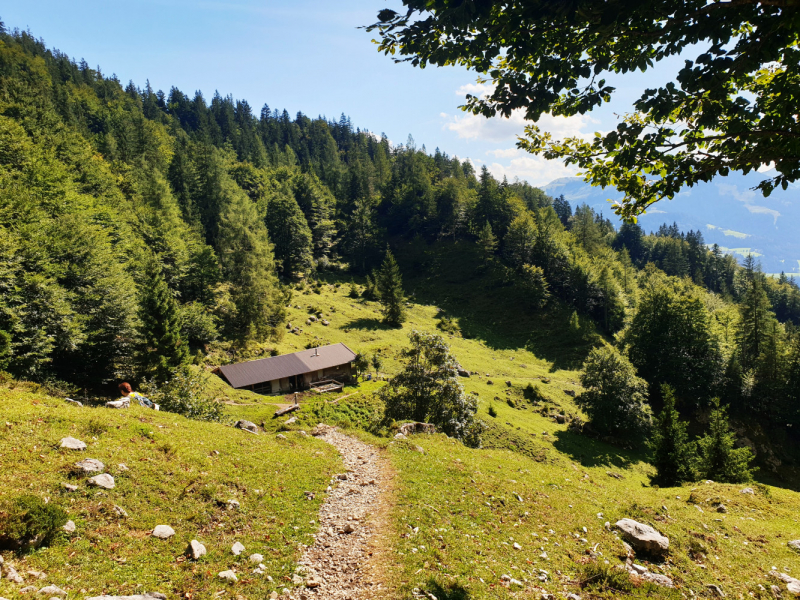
[276, 434, 287, 440]
[505, 380, 512, 387]
[62, 520, 75, 533]
[311, 423, 335, 436]
[59, 437, 86, 450]
[218, 570, 237, 582]
[716, 504, 727, 513]
[117, 463, 129, 471]
[487, 380, 493, 385]
[414, 445, 425, 454]
[321, 320, 329, 326]
[513, 542, 522, 550]
[87, 474, 115, 489]
[20, 587, 37, 594]
[152, 525, 175, 539]
[615, 519, 669, 555]
[565, 594, 581, 600]
[27, 571, 45, 580]
[75, 458, 104, 473]
[394, 433, 407, 440]
[285, 416, 298, 425]
[398, 422, 436, 436]
[248, 553, 263, 564]
[37, 586, 66, 597]
[555, 414, 566, 424]
[64, 398, 83, 407]
[61, 483, 78, 492]
[771, 570, 800, 596]
[231, 542, 245, 556]
[788, 540, 800, 553]
[227, 499, 240, 510]
[457, 368, 470, 377]
[741, 487, 755, 495]
[5, 565, 23, 584]
[706, 584, 726, 597]
[105, 399, 130, 409]
[234, 420, 259, 434]
[113, 505, 128, 518]
[770, 585, 782, 598]
[186, 540, 206, 560]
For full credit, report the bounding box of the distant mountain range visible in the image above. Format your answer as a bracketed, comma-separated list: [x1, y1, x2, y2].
[543, 171, 800, 275]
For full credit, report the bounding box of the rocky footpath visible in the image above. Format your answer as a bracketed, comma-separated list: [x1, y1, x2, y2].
[288, 425, 386, 600]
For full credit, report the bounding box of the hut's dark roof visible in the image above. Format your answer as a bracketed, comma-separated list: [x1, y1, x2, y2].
[216, 343, 356, 389]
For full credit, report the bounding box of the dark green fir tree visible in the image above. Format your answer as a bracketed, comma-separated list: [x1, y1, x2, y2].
[376, 249, 406, 326]
[650, 385, 696, 486]
[696, 399, 755, 483]
[138, 260, 189, 383]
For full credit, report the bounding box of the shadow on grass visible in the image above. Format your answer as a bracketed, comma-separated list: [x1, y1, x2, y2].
[424, 579, 473, 600]
[551, 429, 642, 470]
[342, 317, 396, 331]
[394, 238, 600, 371]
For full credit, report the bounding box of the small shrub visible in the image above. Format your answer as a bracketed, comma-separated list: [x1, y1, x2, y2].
[488, 404, 498, 418]
[523, 383, 546, 403]
[506, 398, 516, 409]
[141, 366, 224, 422]
[0, 495, 68, 552]
[84, 418, 108, 437]
[40, 378, 80, 398]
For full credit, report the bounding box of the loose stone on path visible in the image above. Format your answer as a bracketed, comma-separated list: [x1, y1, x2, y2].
[289, 425, 386, 599]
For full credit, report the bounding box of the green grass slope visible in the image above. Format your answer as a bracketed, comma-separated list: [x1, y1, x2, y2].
[0, 384, 342, 599]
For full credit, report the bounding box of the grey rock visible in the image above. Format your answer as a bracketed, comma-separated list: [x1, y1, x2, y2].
[231, 541, 245, 555]
[75, 458, 104, 473]
[62, 520, 75, 533]
[151, 525, 175, 539]
[457, 368, 470, 377]
[20, 587, 37, 594]
[398, 422, 436, 436]
[640, 572, 674, 588]
[706, 584, 725, 597]
[61, 483, 78, 492]
[37, 587, 66, 597]
[234, 420, 259, 434]
[393, 433, 407, 440]
[64, 398, 83, 407]
[276, 434, 287, 440]
[615, 519, 669, 555]
[87, 473, 115, 489]
[105, 399, 130, 409]
[218, 570, 237, 582]
[284, 416, 297, 425]
[788, 540, 800, 553]
[771, 585, 783, 599]
[342, 523, 355, 534]
[630, 564, 647, 574]
[227, 499, 240, 510]
[414, 445, 425, 454]
[117, 463, 129, 471]
[113, 505, 128, 518]
[59, 437, 87, 451]
[741, 487, 755, 495]
[248, 553, 264, 564]
[186, 540, 206, 560]
[5, 565, 24, 583]
[27, 571, 46, 580]
[716, 504, 727, 513]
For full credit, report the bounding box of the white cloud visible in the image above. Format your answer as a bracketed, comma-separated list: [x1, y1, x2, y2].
[485, 154, 579, 187]
[441, 109, 598, 144]
[455, 82, 494, 99]
[487, 148, 522, 159]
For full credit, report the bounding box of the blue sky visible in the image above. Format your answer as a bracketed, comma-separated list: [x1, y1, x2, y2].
[1, 1, 719, 186]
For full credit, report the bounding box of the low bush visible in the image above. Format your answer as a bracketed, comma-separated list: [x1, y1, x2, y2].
[0, 495, 68, 553]
[142, 366, 225, 422]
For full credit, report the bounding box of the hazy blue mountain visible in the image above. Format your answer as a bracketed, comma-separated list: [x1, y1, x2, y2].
[543, 171, 800, 275]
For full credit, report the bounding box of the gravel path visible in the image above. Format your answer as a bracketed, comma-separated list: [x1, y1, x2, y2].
[290, 425, 387, 600]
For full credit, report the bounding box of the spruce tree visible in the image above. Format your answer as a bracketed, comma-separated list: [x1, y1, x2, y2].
[650, 385, 696, 486]
[477, 222, 497, 266]
[138, 260, 189, 383]
[696, 399, 755, 483]
[376, 249, 406, 326]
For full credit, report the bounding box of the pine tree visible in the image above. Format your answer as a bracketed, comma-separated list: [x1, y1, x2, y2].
[138, 260, 189, 383]
[376, 249, 406, 326]
[650, 385, 696, 486]
[265, 184, 313, 278]
[696, 399, 755, 483]
[477, 222, 497, 266]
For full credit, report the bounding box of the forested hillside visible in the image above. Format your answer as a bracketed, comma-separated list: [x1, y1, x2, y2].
[1, 22, 800, 447]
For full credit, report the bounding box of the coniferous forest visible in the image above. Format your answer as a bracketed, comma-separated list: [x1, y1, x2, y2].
[2, 22, 800, 443]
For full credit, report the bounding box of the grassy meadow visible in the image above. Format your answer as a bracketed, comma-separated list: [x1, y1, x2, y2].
[3, 261, 800, 599]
